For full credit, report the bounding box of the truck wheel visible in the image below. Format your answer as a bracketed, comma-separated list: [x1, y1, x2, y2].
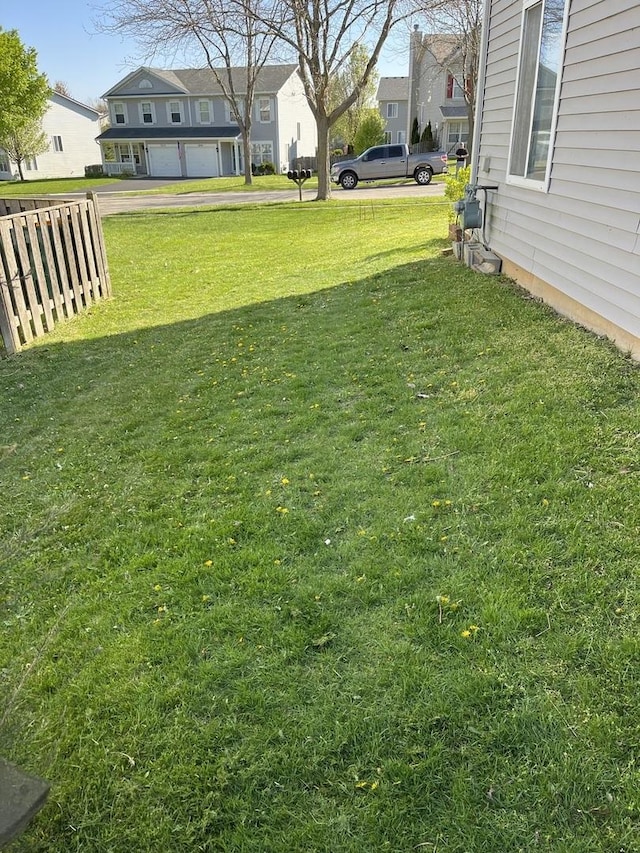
[340, 171, 358, 190]
[414, 166, 433, 185]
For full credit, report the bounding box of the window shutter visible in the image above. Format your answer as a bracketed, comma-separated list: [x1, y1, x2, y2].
[446, 75, 454, 98]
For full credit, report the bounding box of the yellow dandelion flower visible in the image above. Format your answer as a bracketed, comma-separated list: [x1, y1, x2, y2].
[276, 506, 289, 514]
[204, 559, 213, 566]
[153, 584, 162, 591]
[461, 629, 471, 638]
[281, 477, 290, 485]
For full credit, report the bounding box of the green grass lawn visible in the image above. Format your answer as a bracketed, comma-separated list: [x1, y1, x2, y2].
[1, 201, 639, 852]
[0, 177, 126, 196]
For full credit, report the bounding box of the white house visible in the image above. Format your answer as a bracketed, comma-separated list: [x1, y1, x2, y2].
[472, 0, 640, 357]
[0, 92, 102, 181]
[97, 64, 317, 178]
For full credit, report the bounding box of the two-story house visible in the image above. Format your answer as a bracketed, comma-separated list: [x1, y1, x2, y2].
[408, 29, 470, 153]
[472, 0, 640, 359]
[0, 92, 101, 181]
[377, 77, 409, 145]
[97, 64, 316, 178]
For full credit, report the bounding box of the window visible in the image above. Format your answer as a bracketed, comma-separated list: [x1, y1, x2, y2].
[259, 98, 271, 123]
[446, 75, 466, 100]
[397, 130, 406, 144]
[386, 102, 398, 119]
[52, 135, 64, 152]
[168, 101, 183, 124]
[198, 100, 211, 124]
[448, 122, 466, 145]
[363, 146, 385, 162]
[383, 131, 392, 144]
[251, 141, 273, 165]
[140, 102, 155, 124]
[0, 153, 10, 172]
[25, 158, 38, 171]
[138, 79, 153, 89]
[296, 122, 301, 141]
[508, 0, 566, 185]
[113, 102, 126, 124]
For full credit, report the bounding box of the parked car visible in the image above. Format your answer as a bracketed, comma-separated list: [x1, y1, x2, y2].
[330, 143, 448, 189]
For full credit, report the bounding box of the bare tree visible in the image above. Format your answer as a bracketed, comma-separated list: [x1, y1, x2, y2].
[97, 0, 279, 184]
[411, 0, 482, 153]
[260, 0, 404, 200]
[54, 80, 72, 97]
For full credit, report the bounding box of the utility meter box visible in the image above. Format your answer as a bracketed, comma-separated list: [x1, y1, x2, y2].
[460, 199, 482, 230]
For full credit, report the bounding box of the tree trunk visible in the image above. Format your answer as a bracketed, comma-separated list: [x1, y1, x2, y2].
[242, 133, 252, 185]
[17, 160, 24, 181]
[315, 113, 331, 201]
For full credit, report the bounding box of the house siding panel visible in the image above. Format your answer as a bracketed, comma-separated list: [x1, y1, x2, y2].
[476, 0, 640, 355]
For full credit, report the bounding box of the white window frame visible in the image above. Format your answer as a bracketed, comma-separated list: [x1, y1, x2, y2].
[386, 102, 398, 119]
[250, 141, 273, 165]
[397, 130, 406, 144]
[383, 130, 392, 144]
[139, 101, 155, 124]
[507, 0, 568, 191]
[113, 102, 126, 125]
[258, 98, 271, 123]
[167, 100, 183, 125]
[197, 99, 212, 124]
[52, 135, 64, 152]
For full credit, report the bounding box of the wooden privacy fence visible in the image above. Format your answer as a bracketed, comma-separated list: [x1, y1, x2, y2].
[0, 194, 111, 354]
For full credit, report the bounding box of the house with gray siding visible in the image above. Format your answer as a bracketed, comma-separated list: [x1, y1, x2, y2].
[472, 0, 640, 357]
[377, 77, 409, 144]
[98, 65, 316, 178]
[0, 92, 101, 180]
[408, 29, 470, 152]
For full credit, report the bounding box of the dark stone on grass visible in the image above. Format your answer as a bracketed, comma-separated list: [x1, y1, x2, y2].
[0, 758, 50, 847]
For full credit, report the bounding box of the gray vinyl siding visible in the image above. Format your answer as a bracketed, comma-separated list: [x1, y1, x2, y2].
[476, 0, 640, 343]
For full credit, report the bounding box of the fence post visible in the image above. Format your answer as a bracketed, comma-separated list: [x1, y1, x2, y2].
[0, 263, 20, 355]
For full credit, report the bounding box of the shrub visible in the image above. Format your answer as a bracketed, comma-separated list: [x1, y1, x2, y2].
[85, 164, 104, 178]
[256, 161, 276, 176]
[444, 166, 471, 221]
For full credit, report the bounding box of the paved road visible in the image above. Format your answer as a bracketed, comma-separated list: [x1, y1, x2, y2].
[60, 177, 446, 215]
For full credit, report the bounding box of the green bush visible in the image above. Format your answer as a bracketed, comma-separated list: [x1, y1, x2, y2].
[444, 166, 471, 221]
[256, 161, 276, 175]
[84, 164, 104, 178]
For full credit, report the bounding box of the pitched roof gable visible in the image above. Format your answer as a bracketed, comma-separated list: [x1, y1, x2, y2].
[423, 34, 462, 66]
[377, 77, 409, 101]
[104, 64, 299, 98]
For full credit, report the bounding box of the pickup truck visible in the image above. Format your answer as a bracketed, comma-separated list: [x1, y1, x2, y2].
[330, 143, 448, 189]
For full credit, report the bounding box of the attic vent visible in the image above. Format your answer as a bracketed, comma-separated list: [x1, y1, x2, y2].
[139, 79, 153, 89]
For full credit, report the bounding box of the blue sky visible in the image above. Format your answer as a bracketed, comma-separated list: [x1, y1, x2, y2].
[3, 1, 410, 105]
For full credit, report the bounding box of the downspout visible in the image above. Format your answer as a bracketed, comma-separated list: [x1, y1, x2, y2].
[470, 0, 492, 184]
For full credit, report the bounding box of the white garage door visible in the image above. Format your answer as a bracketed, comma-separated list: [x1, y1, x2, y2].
[185, 144, 219, 177]
[147, 144, 181, 177]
